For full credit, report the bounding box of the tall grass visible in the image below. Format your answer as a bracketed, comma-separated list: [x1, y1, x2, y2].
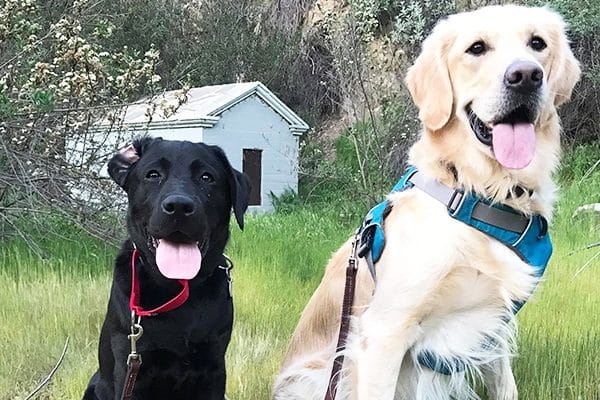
[1, 173, 598, 399]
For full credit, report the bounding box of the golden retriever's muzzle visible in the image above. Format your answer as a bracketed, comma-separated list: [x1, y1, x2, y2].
[467, 60, 545, 169]
[499, 60, 544, 122]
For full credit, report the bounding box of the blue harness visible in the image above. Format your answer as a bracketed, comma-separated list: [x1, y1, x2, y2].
[357, 166, 552, 374]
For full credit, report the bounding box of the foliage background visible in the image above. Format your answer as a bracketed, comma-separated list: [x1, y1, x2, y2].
[1, 0, 599, 241]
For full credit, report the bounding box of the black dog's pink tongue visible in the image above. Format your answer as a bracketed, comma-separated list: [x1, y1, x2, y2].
[492, 122, 536, 169]
[155, 240, 202, 279]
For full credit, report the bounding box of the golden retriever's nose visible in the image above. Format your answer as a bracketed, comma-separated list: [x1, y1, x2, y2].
[504, 61, 543, 94]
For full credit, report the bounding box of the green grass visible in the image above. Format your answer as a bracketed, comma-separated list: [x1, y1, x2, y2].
[1, 174, 599, 399]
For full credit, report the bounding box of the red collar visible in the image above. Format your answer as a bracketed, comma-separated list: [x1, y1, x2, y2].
[129, 249, 190, 317]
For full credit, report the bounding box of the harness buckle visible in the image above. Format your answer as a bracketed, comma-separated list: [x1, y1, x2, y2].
[348, 232, 360, 272]
[357, 225, 374, 259]
[447, 189, 465, 215]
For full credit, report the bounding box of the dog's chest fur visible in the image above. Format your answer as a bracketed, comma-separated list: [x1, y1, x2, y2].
[367, 189, 538, 367]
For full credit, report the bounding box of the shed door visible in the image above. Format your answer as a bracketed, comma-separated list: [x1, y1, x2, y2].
[243, 149, 262, 206]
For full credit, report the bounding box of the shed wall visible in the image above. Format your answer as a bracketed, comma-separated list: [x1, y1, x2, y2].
[145, 127, 204, 142]
[202, 96, 299, 211]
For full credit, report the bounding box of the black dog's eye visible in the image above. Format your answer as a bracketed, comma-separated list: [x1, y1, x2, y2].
[529, 36, 547, 51]
[200, 172, 214, 183]
[466, 41, 488, 56]
[146, 170, 161, 180]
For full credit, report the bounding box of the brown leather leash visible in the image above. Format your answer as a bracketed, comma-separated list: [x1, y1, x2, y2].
[121, 357, 142, 400]
[121, 311, 143, 400]
[324, 236, 359, 400]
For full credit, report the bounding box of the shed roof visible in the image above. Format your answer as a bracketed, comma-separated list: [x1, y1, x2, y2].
[105, 82, 309, 135]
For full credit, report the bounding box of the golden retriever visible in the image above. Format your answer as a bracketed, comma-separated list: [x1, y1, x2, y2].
[273, 5, 580, 400]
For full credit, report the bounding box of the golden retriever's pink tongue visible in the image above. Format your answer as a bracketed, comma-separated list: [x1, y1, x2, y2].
[492, 122, 536, 169]
[155, 240, 202, 280]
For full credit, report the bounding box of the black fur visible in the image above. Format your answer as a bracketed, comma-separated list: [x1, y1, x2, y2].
[83, 137, 250, 400]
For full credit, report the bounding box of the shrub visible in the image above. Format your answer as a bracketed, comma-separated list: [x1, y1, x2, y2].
[391, 0, 455, 49]
[270, 189, 303, 214]
[0, 0, 161, 244]
[350, 0, 394, 39]
[557, 143, 600, 182]
[299, 94, 418, 207]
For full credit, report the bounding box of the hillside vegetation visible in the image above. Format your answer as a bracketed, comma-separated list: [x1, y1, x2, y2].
[1, 0, 599, 242]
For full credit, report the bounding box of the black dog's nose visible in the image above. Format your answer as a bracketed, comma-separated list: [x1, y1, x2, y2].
[161, 195, 196, 216]
[504, 61, 543, 94]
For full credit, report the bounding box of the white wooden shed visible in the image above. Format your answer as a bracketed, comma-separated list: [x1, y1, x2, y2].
[101, 82, 309, 212]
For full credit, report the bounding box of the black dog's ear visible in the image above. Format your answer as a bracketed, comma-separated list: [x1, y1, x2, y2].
[232, 169, 251, 229]
[107, 145, 138, 189]
[212, 146, 251, 230]
[108, 136, 161, 189]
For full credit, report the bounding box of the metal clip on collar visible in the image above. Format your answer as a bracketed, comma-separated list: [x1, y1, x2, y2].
[218, 255, 234, 298]
[127, 311, 143, 366]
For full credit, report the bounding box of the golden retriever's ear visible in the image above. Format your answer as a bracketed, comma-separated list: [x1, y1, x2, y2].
[547, 17, 581, 106]
[405, 25, 454, 131]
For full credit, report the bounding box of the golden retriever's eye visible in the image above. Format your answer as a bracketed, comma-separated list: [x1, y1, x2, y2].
[466, 41, 488, 56]
[529, 36, 547, 51]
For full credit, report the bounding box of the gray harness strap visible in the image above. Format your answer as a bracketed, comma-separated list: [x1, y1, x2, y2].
[409, 171, 530, 233]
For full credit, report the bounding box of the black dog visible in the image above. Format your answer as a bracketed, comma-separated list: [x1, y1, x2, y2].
[83, 137, 249, 400]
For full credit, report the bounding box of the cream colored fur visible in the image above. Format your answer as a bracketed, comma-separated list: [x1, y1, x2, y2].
[273, 5, 580, 400]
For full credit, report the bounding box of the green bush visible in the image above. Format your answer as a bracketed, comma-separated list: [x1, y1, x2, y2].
[391, 0, 455, 48]
[270, 189, 302, 215]
[299, 95, 418, 207]
[525, 0, 600, 36]
[557, 143, 600, 182]
[298, 138, 354, 203]
[350, 0, 394, 38]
